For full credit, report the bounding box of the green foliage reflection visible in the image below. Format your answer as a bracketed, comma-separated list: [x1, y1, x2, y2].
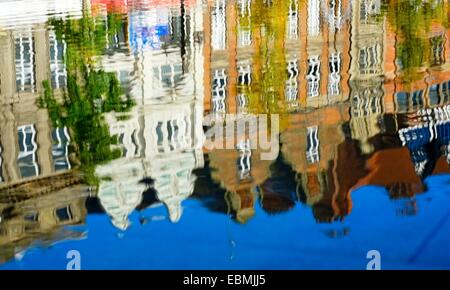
[39, 12, 133, 185]
[385, 0, 448, 83]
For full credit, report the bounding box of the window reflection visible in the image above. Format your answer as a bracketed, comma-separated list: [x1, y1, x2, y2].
[286, 59, 299, 102]
[49, 31, 67, 89]
[358, 44, 382, 75]
[15, 33, 35, 93]
[430, 33, 446, 67]
[287, 0, 298, 39]
[306, 126, 320, 164]
[52, 127, 71, 171]
[308, 0, 321, 37]
[212, 69, 227, 114]
[17, 124, 39, 178]
[328, 52, 341, 97]
[212, 0, 227, 51]
[307, 56, 321, 98]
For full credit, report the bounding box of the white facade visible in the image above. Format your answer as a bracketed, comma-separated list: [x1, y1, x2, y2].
[97, 0, 205, 230]
[0, 0, 83, 29]
[128, 2, 204, 105]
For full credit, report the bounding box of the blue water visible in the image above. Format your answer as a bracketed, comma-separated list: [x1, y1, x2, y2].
[3, 174, 450, 270]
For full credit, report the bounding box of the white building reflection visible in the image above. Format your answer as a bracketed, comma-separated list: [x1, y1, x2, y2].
[0, 0, 82, 183]
[0, 0, 83, 29]
[96, 0, 205, 230]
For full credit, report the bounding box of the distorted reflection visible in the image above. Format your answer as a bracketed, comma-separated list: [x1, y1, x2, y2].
[1, 0, 450, 269]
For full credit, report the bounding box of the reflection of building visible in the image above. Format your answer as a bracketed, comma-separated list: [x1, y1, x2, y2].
[348, 0, 450, 155]
[0, 0, 83, 29]
[2, 0, 450, 233]
[281, 104, 364, 223]
[202, 0, 283, 218]
[258, 156, 298, 215]
[208, 144, 274, 223]
[127, 0, 204, 105]
[0, 2, 82, 184]
[280, 0, 450, 222]
[349, 0, 387, 154]
[384, 15, 450, 115]
[397, 105, 450, 179]
[96, 0, 205, 229]
[0, 173, 88, 264]
[200, 0, 450, 223]
[0, 0, 89, 266]
[301, 0, 352, 108]
[203, 0, 353, 114]
[96, 159, 147, 230]
[92, 0, 450, 226]
[281, 103, 450, 222]
[200, 0, 362, 223]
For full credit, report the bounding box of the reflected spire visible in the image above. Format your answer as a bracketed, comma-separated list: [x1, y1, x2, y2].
[96, 160, 147, 230]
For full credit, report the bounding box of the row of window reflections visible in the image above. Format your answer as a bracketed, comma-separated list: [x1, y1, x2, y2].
[212, 0, 445, 69]
[13, 33, 192, 93]
[212, 0, 383, 51]
[11, 1, 446, 90]
[225, 79, 450, 177]
[396, 80, 450, 112]
[14, 32, 67, 94]
[11, 6, 445, 95]
[4, 205, 76, 231]
[211, 40, 448, 114]
[0, 204, 78, 242]
[211, 54, 343, 113]
[114, 115, 194, 160]
[0, 126, 71, 183]
[349, 78, 450, 118]
[14, 33, 384, 97]
[234, 124, 320, 182]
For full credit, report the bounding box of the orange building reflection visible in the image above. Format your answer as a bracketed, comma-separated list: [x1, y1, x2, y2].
[200, 0, 450, 224]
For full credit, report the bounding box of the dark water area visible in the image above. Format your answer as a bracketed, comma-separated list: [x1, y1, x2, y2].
[1, 0, 450, 269]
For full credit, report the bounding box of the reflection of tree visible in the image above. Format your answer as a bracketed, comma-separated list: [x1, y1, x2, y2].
[244, 0, 298, 130]
[385, 0, 447, 84]
[39, 12, 134, 184]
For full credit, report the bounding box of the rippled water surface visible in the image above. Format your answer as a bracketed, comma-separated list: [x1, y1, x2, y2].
[1, 0, 450, 270]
